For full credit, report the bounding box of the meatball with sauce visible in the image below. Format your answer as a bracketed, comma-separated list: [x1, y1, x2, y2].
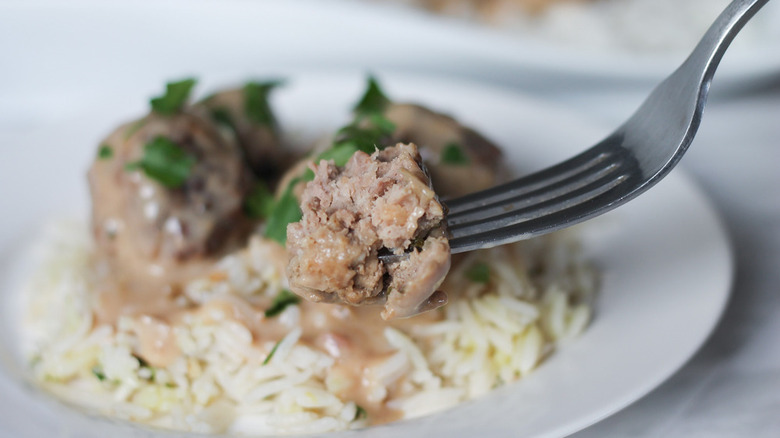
[88, 112, 255, 295]
[286, 143, 450, 320]
[383, 103, 510, 198]
[194, 83, 298, 184]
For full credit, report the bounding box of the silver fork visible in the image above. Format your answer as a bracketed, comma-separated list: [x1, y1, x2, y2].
[445, 0, 770, 254]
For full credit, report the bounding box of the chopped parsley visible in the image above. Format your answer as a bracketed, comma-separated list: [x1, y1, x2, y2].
[318, 142, 362, 166]
[125, 136, 196, 188]
[150, 78, 197, 115]
[263, 183, 303, 245]
[244, 80, 283, 126]
[210, 107, 236, 132]
[332, 115, 396, 154]
[244, 181, 276, 220]
[124, 118, 147, 140]
[440, 142, 470, 165]
[354, 405, 367, 421]
[134, 354, 151, 368]
[92, 366, 107, 381]
[353, 76, 391, 117]
[262, 340, 282, 365]
[265, 289, 301, 318]
[465, 262, 490, 284]
[97, 144, 113, 160]
[298, 143, 363, 182]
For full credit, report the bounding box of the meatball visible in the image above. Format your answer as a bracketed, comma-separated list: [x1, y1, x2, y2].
[88, 112, 254, 291]
[194, 86, 297, 183]
[384, 103, 510, 198]
[286, 143, 450, 320]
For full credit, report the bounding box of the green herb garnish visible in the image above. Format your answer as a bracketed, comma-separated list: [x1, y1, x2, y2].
[263, 182, 303, 245]
[244, 181, 276, 220]
[440, 142, 470, 165]
[333, 115, 396, 154]
[150, 78, 197, 115]
[465, 262, 490, 284]
[354, 405, 367, 421]
[123, 118, 147, 140]
[134, 354, 150, 368]
[210, 107, 236, 132]
[244, 80, 283, 126]
[265, 289, 301, 318]
[92, 366, 107, 381]
[263, 340, 282, 365]
[318, 143, 362, 166]
[125, 136, 196, 188]
[353, 76, 390, 117]
[97, 144, 113, 160]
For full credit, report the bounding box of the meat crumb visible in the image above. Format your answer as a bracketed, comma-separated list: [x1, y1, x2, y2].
[286, 143, 451, 320]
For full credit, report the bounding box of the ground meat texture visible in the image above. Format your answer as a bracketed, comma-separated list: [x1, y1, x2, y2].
[286, 143, 451, 320]
[88, 112, 254, 292]
[194, 88, 297, 184]
[384, 103, 511, 198]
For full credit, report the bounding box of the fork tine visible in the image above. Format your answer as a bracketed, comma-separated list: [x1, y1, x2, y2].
[444, 146, 610, 215]
[447, 156, 640, 253]
[446, 152, 624, 225]
[448, 176, 636, 253]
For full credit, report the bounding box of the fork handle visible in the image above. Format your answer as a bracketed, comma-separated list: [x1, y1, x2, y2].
[689, 0, 770, 84]
[625, 0, 770, 174]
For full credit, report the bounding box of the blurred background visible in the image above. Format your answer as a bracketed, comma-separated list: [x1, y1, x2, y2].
[1, 0, 779, 436]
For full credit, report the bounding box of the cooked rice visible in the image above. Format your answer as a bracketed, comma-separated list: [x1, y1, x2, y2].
[21, 219, 597, 435]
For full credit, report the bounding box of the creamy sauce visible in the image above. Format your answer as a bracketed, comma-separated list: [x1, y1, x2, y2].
[92, 251, 443, 423]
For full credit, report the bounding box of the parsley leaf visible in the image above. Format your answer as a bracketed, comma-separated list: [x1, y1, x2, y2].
[124, 118, 147, 140]
[333, 115, 396, 154]
[354, 405, 367, 421]
[125, 136, 196, 188]
[440, 142, 470, 165]
[265, 289, 301, 318]
[263, 182, 303, 245]
[150, 78, 197, 115]
[353, 76, 390, 117]
[97, 144, 113, 160]
[465, 262, 490, 284]
[318, 143, 361, 166]
[92, 366, 107, 381]
[263, 340, 282, 365]
[244, 80, 283, 126]
[244, 181, 276, 220]
[210, 107, 236, 132]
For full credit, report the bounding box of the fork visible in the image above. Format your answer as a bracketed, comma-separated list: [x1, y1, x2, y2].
[445, 0, 770, 254]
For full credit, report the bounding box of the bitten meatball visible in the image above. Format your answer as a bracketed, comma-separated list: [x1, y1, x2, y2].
[286, 143, 450, 320]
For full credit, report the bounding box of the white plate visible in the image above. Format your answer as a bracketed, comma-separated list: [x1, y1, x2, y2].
[0, 71, 732, 437]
